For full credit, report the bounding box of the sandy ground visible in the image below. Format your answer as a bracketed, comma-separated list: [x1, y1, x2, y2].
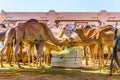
[0, 66, 119, 80]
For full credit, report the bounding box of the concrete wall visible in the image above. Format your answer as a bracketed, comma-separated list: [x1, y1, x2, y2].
[0, 10, 120, 27]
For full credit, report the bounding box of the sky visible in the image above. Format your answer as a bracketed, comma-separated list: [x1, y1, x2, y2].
[0, 0, 120, 12]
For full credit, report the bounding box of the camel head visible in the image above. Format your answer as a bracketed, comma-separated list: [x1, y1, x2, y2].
[72, 27, 83, 34]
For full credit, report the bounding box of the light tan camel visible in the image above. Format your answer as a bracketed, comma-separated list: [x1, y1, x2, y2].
[0, 27, 35, 67]
[0, 27, 62, 67]
[73, 25, 114, 68]
[1, 19, 68, 68]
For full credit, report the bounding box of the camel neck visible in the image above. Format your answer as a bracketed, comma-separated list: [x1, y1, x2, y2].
[76, 30, 95, 43]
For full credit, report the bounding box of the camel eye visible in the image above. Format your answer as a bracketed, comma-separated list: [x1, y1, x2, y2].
[76, 28, 79, 31]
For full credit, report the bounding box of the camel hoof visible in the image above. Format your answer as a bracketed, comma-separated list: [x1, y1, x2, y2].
[37, 66, 42, 69]
[19, 66, 24, 69]
[10, 64, 14, 67]
[18, 65, 24, 69]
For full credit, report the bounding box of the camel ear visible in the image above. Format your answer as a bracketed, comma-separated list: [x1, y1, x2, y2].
[71, 27, 76, 32]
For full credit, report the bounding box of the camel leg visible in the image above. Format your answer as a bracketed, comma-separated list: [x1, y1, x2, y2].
[94, 45, 98, 66]
[0, 50, 4, 67]
[35, 43, 39, 67]
[6, 45, 10, 63]
[9, 44, 13, 67]
[104, 46, 112, 66]
[14, 42, 23, 68]
[27, 44, 31, 67]
[20, 44, 27, 65]
[90, 45, 95, 67]
[98, 44, 104, 69]
[27, 43, 35, 67]
[0, 46, 6, 67]
[6, 43, 13, 67]
[27, 50, 31, 67]
[84, 47, 88, 66]
[35, 42, 45, 68]
[101, 45, 104, 68]
[44, 49, 47, 65]
[98, 45, 102, 69]
[46, 49, 50, 65]
[28, 44, 34, 67]
[44, 48, 51, 66]
[31, 46, 35, 67]
[0, 40, 10, 67]
[42, 50, 46, 66]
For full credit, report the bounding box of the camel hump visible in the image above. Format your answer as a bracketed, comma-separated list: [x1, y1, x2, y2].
[25, 19, 39, 24]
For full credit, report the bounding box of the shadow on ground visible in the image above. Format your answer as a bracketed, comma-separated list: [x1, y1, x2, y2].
[0, 66, 119, 80]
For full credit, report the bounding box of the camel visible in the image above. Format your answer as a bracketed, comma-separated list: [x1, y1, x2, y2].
[88, 25, 114, 67]
[0, 27, 12, 67]
[72, 25, 114, 67]
[43, 40, 62, 66]
[73, 25, 114, 68]
[0, 27, 62, 67]
[1, 19, 68, 68]
[84, 25, 114, 66]
[0, 24, 97, 65]
[0, 27, 15, 67]
[0, 26, 39, 67]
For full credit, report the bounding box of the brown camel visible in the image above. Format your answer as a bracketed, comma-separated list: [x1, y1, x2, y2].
[72, 25, 114, 67]
[73, 25, 114, 68]
[1, 19, 68, 68]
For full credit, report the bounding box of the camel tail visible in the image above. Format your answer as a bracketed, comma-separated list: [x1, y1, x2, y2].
[5, 27, 16, 46]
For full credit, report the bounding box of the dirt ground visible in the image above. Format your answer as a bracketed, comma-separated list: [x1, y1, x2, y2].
[0, 65, 120, 80]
